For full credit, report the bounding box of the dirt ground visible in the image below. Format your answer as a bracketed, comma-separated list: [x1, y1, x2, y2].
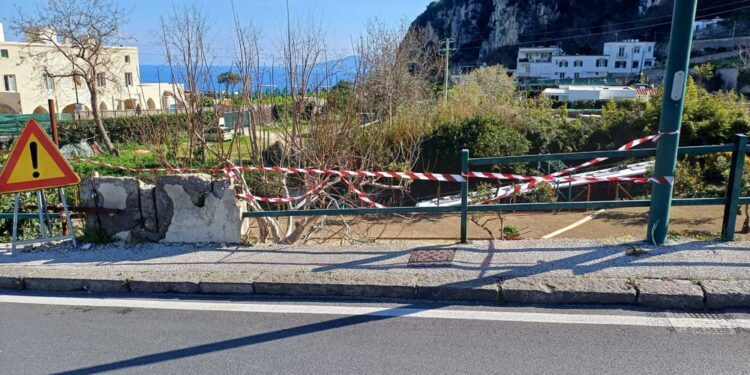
[248, 205, 749, 243]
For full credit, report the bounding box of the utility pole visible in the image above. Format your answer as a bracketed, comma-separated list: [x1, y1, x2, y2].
[646, 0, 698, 245]
[442, 38, 452, 104]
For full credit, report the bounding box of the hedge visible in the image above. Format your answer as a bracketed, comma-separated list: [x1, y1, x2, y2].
[58, 112, 216, 144]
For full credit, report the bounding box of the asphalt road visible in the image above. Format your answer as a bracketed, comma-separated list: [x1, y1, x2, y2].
[1, 292, 749, 375]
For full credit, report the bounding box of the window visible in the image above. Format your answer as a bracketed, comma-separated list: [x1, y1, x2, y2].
[648, 46, 652, 52]
[558, 60, 568, 68]
[618, 46, 625, 57]
[3, 75, 16, 92]
[596, 58, 608, 67]
[644, 60, 653, 67]
[0, 49, 8, 58]
[124, 72, 133, 86]
[125, 55, 130, 64]
[558, 72, 565, 79]
[632, 61, 639, 69]
[574, 72, 580, 79]
[615, 61, 627, 69]
[574, 60, 583, 67]
[97, 73, 106, 87]
[43, 74, 55, 90]
[633, 46, 641, 54]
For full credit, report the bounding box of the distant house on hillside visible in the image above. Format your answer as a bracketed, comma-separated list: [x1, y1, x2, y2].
[542, 84, 657, 102]
[542, 85, 636, 102]
[694, 17, 722, 33]
[516, 40, 656, 81]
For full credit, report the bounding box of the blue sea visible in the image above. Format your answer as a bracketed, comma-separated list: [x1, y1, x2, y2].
[138, 56, 357, 93]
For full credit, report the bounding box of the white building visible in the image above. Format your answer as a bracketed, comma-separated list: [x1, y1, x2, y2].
[516, 40, 656, 80]
[694, 17, 722, 33]
[542, 85, 637, 102]
[0, 22, 182, 117]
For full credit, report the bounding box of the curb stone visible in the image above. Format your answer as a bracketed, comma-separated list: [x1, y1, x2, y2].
[253, 281, 416, 298]
[700, 280, 750, 309]
[500, 277, 636, 305]
[82, 279, 131, 293]
[0, 276, 23, 290]
[416, 283, 499, 302]
[128, 280, 201, 294]
[253, 273, 417, 299]
[637, 279, 704, 309]
[200, 282, 254, 294]
[4, 269, 750, 310]
[24, 277, 85, 292]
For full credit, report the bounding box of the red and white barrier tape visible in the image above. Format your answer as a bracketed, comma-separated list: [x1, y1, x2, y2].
[343, 178, 385, 208]
[223, 165, 466, 182]
[236, 179, 329, 204]
[477, 132, 679, 204]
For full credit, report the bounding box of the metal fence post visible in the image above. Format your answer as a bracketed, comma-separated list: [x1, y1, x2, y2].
[460, 149, 469, 243]
[721, 134, 748, 241]
[646, 0, 698, 245]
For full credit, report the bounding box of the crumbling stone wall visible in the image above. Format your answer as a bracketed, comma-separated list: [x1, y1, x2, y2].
[80, 174, 249, 243]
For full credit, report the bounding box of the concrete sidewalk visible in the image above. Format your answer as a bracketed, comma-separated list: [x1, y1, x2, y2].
[1, 239, 749, 309]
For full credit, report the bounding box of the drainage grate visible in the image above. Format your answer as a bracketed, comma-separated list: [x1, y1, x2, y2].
[666, 312, 737, 335]
[407, 248, 455, 267]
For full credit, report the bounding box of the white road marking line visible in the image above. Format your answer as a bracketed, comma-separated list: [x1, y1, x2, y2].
[2, 294, 750, 330]
[542, 209, 607, 239]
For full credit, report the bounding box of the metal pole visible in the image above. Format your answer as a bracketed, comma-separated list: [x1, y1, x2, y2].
[48, 99, 59, 145]
[11, 193, 20, 254]
[443, 38, 451, 105]
[36, 190, 47, 239]
[646, 0, 698, 245]
[59, 187, 77, 248]
[460, 149, 469, 243]
[721, 134, 747, 241]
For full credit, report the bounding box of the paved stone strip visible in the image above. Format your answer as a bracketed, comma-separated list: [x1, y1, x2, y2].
[2, 272, 750, 309]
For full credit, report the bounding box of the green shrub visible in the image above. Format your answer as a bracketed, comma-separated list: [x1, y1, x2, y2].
[525, 182, 558, 203]
[421, 115, 530, 172]
[502, 225, 521, 240]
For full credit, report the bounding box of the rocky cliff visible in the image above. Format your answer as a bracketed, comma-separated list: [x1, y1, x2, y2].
[411, 0, 742, 67]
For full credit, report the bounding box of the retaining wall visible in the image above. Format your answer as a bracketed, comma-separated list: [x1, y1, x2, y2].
[80, 174, 249, 243]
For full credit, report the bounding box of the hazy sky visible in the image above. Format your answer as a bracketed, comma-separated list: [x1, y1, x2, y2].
[1, 0, 435, 65]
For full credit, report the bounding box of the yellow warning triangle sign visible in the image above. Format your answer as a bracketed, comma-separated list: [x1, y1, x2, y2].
[0, 119, 80, 194]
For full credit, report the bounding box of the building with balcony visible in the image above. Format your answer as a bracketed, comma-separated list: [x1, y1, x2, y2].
[0, 22, 182, 117]
[515, 40, 656, 81]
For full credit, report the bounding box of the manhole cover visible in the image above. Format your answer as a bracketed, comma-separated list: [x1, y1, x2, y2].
[407, 248, 455, 267]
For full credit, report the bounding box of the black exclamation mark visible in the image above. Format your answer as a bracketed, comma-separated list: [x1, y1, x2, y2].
[30, 142, 40, 178]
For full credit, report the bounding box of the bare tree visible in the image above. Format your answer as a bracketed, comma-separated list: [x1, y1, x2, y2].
[15, 0, 129, 155]
[160, 4, 221, 165]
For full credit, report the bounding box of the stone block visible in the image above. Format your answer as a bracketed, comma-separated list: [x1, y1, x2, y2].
[501, 277, 637, 305]
[0, 276, 22, 290]
[637, 279, 704, 309]
[24, 277, 84, 292]
[80, 177, 160, 241]
[156, 174, 248, 244]
[83, 278, 130, 293]
[200, 282, 254, 294]
[128, 279, 200, 294]
[701, 280, 750, 309]
[253, 273, 416, 298]
[416, 282, 498, 302]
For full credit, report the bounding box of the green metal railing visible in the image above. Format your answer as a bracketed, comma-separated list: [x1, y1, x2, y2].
[243, 134, 749, 244]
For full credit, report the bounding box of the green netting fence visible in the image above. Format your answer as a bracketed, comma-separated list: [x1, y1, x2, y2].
[0, 113, 73, 140]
